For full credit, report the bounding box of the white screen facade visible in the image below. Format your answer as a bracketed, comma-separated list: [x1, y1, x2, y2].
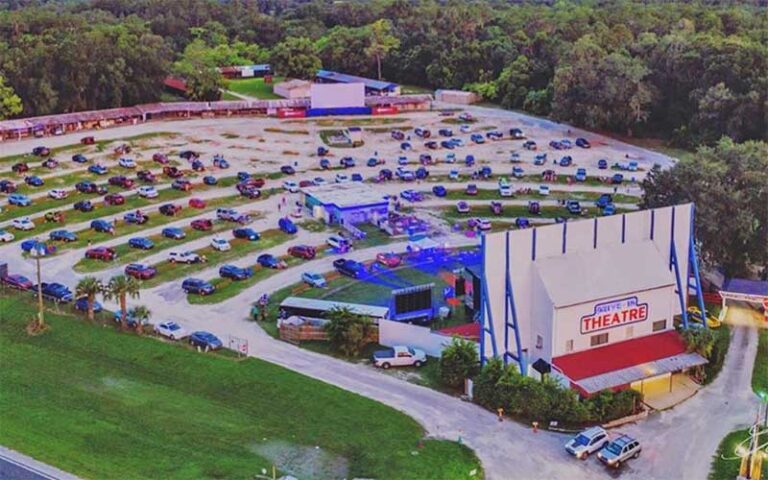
[310, 83, 365, 109]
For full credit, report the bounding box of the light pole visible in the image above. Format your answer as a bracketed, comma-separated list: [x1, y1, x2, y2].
[32, 242, 47, 329]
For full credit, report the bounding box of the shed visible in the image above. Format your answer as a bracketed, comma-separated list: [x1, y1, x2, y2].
[435, 90, 479, 105]
[273, 79, 312, 99]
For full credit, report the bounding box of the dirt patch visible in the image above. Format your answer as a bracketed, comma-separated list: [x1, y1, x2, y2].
[250, 440, 349, 479]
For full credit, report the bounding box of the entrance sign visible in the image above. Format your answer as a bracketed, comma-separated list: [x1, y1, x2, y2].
[580, 296, 649, 334]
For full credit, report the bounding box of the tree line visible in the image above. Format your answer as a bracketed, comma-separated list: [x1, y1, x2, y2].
[0, 0, 765, 147]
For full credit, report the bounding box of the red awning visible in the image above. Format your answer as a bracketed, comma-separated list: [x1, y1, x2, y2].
[552, 330, 688, 381]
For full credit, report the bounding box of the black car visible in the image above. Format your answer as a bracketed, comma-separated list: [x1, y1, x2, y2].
[280, 165, 296, 175]
[73, 200, 94, 212]
[179, 150, 199, 160]
[0, 180, 16, 194]
[379, 169, 393, 181]
[232, 228, 260, 241]
[333, 258, 365, 278]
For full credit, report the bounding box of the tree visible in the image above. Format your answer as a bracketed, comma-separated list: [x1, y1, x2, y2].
[319, 26, 372, 77]
[642, 138, 768, 278]
[104, 275, 141, 330]
[75, 277, 103, 321]
[439, 337, 480, 389]
[271, 37, 321, 80]
[0, 74, 22, 119]
[365, 19, 400, 81]
[128, 305, 151, 334]
[324, 307, 374, 357]
[681, 327, 716, 382]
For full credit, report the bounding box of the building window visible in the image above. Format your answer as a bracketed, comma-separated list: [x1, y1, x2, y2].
[565, 340, 574, 353]
[536, 335, 543, 349]
[590, 333, 609, 347]
[626, 326, 634, 338]
[653, 320, 667, 332]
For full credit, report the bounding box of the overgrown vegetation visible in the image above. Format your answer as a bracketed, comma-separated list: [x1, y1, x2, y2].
[439, 337, 480, 390]
[709, 429, 751, 480]
[324, 307, 375, 357]
[754, 329, 768, 396]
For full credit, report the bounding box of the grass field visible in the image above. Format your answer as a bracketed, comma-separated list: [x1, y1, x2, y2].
[709, 429, 751, 480]
[0, 296, 481, 480]
[225, 77, 284, 100]
[438, 187, 638, 204]
[754, 329, 768, 395]
[436, 204, 631, 222]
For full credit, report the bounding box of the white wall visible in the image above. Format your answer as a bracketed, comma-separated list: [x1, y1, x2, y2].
[378, 319, 477, 358]
[310, 83, 365, 109]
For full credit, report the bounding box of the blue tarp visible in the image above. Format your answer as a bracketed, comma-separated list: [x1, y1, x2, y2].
[722, 278, 768, 296]
[306, 107, 372, 117]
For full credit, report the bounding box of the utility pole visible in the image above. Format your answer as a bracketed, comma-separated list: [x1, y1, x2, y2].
[33, 244, 45, 329]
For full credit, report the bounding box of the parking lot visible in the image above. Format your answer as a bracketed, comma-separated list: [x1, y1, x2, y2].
[0, 104, 721, 480]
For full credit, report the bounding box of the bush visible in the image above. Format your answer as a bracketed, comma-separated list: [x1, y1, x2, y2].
[439, 337, 480, 389]
[324, 307, 374, 357]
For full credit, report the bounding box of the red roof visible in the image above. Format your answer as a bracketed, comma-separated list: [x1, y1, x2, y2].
[552, 330, 688, 381]
[437, 322, 480, 341]
[163, 76, 188, 93]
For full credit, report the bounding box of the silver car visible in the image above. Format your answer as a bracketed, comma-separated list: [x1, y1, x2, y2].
[564, 427, 609, 459]
[597, 435, 641, 468]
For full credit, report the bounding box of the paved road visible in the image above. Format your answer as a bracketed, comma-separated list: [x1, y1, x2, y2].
[0, 446, 80, 480]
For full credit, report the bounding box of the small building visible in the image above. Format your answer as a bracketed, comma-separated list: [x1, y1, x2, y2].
[163, 76, 189, 96]
[218, 64, 272, 79]
[273, 79, 312, 99]
[435, 89, 479, 105]
[315, 69, 400, 96]
[345, 127, 363, 145]
[302, 183, 388, 226]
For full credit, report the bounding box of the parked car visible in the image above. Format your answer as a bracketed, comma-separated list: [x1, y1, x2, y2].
[333, 258, 365, 278]
[0, 180, 17, 193]
[512, 166, 525, 179]
[468, 217, 491, 231]
[602, 204, 616, 215]
[465, 184, 478, 196]
[1, 274, 33, 290]
[575, 137, 591, 148]
[391, 130, 405, 141]
[470, 133, 485, 144]
[327, 234, 351, 252]
[212, 155, 229, 169]
[559, 156, 573, 167]
[179, 150, 198, 160]
[379, 169, 393, 181]
[85, 247, 117, 261]
[339, 157, 356, 169]
[41, 158, 59, 169]
[598, 159, 609, 169]
[595, 194, 613, 209]
[8, 193, 31, 206]
[219, 264, 252, 281]
[90, 219, 114, 233]
[74, 297, 103, 313]
[538, 185, 551, 196]
[118, 157, 136, 169]
[301, 271, 327, 288]
[155, 321, 188, 340]
[12, 162, 30, 173]
[0, 229, 15, 242]
[283, 180, 299, 193]
[515, 217, 531, 229]
[486, 130, 503, 140]
[281, 165, 296, 175]
[88, 164, 108, 175]
[424, 141, 438, 150]
[123, 211, 149, 224]
[490, 201, 503, 215]
[575, 168, 587, 182]
[103, 194, 125, 206]
[162, 166, 183, 178]
[25, 175, 44, 187]
[415, 167, 429, 180]
[162, 227, 186, 240]
[152, 153, 169, 164]
[376, 252, 402, 268]
[279, 217, 298, 234]
[210, 237, 231, 251]
[232, 228, 260, 241]
[191, 219, 213, 231]
[523, 140, 537, 150]
[125, 263, 157, 280]
[160, 203, 182, 216]
[509, 128, 526, 139]
[80, 136, 95, 145]
[565, 427, 609, 460]
[137, 170, 156, 183]
[135, 186, 157, 199]
[188, 197, 206, 209]
[203, 175, 218, 185]
[188, 331, 222, 350]
[37, 282, 73, 302]
[612, 173, 624, 185]
[32, 146, 50, 156]
[597, 435, 641, 468]
[191, 160, 205, 172]
[432, 185, 447, 197]
[465, 154, 475, 166]
[288, 244, 317, 259]
[12, 217, 35, 230]
[168, 251, 201, 264]
[182, 278, 215, 295]
[373, 346, 427, 369]
[400, 189, 423, 202]
[128, 237, 154, 250]
[565, 200, 582, 215]
[171, 179, 192, 191]
[74, 200, 93, 212]
[75, 181, 99, 194]
[257, 253, 287, 269]
[49, 229, 77, 242]
[414, 127, 431, 138]
[395, 167, 414, 181]
[456, 201, 470, 214]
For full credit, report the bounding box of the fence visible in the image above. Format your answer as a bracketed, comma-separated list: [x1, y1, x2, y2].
[279, 322, 379, 345]
[378, 319, 477, 357]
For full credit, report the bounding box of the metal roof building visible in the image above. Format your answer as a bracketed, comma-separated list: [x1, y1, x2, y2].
[315, 70, 400, 96]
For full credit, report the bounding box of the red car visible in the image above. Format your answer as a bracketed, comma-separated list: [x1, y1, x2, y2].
[159, 204, 182, 216]
[114, 144, 131, 155]
[104, 193, 125, 205]
[188, 198, 206, 209]
[191, 219, 213, 231]
[299, 180, 314, 188]
[288, 244, 317, 260]
[172, 179, 192, 191]
[152, 153, 169, 164]
[109, 176, 135, 189]
[242, 178, 265, 189]
[12, 162, 29, 174]
[376, 252, 402, 268]
[81, 136, 95, 145]
[137, 170, 156, 183]
[1, 274, 34, 290]
[465, 184, 478, 196]
[85, 247, 117, 261]
[124, 263, 157, 280]
[163, 166, 184, 178]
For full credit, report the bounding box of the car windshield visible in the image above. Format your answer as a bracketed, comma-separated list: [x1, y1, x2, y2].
[573, 434, 590, 446]
[606, 442, 623, 455]
[168, 323, 180, 331]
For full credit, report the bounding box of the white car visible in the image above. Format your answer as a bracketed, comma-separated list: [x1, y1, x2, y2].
[154, 321, 188, 340]
[335, 173, 350, 183]
[138, 186, 158, 198]
[48, 188, 69, 200]
[459, 125, 471, 133]
[327, 234, 351, 251]
[0, 229, 15, 242]
[302, 271, 327, 288]
[472, 218, 492, 231]
[565, 427, 609, 460]
[452, 138, 465, 147]
[118, 157, 137, 168]
[283, 180, 299, 193]
[168, 251, 201, 264]
[449, 170, 460, 181]
[538, 185, 551, 196]
[210, 237, 231, 251]
[372, 345, 427, 369]
[499, 185, 513, 197]
[444, 153, 456, 163]
[12, 217, 35, 231]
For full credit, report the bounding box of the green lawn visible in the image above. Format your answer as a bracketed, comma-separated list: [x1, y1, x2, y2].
[753, 329, 768, 395]
[709, 429, 751, 480]
[437, 204, 631, 222]
[0, 295, 481, 480]
[438, 187, 638, 204]
[225, 77, 284, 100]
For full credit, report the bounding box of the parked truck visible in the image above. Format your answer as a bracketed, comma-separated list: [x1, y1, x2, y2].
[372, 346, 427, 369]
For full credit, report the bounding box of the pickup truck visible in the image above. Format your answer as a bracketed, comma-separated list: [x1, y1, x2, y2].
[372, 346, 427, 369]
[35, 282, 73, 303]
[333, 258, 365, 278]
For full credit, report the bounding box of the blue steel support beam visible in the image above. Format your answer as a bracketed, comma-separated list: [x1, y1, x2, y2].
[688, 204, 709, 329]
[479, 234, 498, 365]
[503, 231, 526, 374]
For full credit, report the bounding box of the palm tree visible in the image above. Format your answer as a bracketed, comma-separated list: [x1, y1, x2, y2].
[75, 276, 103, 321]
[104, 275, 140, 330]
[129, 305, 151, 335]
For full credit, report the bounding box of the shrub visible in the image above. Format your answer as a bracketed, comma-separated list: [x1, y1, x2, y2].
[324, 307, 374, 357]
[439, 337, 480, 389]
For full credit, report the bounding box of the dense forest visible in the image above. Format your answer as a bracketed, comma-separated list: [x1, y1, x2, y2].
[0, 0, 766, 147]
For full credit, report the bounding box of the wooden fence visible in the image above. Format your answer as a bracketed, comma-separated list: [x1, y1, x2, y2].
[279, 323, 379, 345]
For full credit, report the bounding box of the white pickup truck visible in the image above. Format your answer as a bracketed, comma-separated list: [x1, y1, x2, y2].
[372, 346, 427, 369]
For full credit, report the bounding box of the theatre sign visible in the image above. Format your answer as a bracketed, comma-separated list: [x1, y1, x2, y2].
[580, 296, 649, 334]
